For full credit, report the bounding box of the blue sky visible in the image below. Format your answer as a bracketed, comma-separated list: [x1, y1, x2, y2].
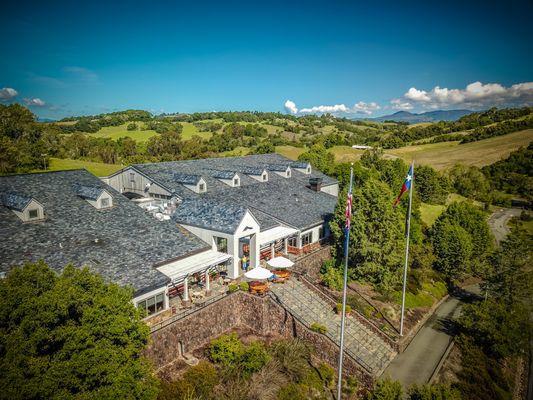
[1, 0, 532, 119]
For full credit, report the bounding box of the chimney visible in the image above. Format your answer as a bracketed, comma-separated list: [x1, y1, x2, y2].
[309, 177, 323, 192]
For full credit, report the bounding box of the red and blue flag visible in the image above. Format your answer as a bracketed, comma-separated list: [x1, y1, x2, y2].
[393, 164, 413, 207]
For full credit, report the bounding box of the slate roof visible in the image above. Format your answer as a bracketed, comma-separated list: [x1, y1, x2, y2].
[290, 161, 310, 169]
[0, 192, 33, 211]
[211, 170, 237, 180]
[72, 183, 105, 201]
[172, 198, 249, 234]
[129, 154, 338, 231]
[0, 170, 210, 296]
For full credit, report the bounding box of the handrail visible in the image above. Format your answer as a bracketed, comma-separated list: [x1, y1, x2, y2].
[268, 290, 374, 375]
[149, 291, 230, 332]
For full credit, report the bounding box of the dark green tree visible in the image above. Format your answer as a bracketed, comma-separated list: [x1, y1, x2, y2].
[0, 261, 158, 400]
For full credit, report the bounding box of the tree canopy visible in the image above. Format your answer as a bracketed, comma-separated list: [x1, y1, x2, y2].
[0, 261, 158, 400]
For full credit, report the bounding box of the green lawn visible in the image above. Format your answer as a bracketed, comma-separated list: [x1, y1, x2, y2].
[181, 122, 213, 140]
[275, 145, 306, 160]
[388, 129, 533, 170]
[420, 203, 446, 226]
[90, 123, 158, 143]
[46, 158, 123, 177]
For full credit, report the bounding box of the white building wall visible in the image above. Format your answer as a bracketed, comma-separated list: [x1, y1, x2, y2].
[321, 183, 339, 197]
[132, 285, 169, 314]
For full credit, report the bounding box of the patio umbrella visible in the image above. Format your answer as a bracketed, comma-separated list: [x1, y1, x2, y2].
[244, 266, 273, 280]
[267, 256, 294, 269]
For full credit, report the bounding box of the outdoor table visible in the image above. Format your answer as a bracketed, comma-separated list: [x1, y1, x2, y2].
[274, 270, 290, 279]
[249, 281, 269, 295]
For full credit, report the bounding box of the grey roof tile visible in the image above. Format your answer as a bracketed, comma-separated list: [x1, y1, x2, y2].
[0, 192, 33, 211]
[0, 170, 209, 296]
[72, 183, 105, 201]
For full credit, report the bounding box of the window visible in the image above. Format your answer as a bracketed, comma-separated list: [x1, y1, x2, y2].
[307, 167, 311, 173]
[301, 232, 312, 246]
[286, 170, 291, 177]
[318, 226, 325, 239]
[199, 183, 205, 192]
[100, 198, 110, 208]
[262, 174, 267, 181]
[28, 209, 39, 219]
[129, 172, 135, 181]
[233, 178, 239, 186]
[214, 236, 228, 253]
[137, 292, 165, 316]
[288, 237, 297, 247]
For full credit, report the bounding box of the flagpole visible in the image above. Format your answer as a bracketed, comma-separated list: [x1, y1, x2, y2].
[337, 163, 354, 400]
[400, 160, 414, 337]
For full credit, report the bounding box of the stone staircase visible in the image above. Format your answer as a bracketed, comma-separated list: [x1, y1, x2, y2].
[270, 279, 396, 376]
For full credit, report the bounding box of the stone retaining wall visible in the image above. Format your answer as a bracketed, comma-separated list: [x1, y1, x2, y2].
[145, 290, 374, 388]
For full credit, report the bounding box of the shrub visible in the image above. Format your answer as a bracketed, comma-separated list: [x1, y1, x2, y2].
[310, 322, 328, 334]
[367, 378, 403, 399]
[321, 260, 343, 290]
[277, 383, 308, 400]
[239, 281, 249, 292]
[228, 283, 239, 293]
[239, 341, 270, 376]
[317, 362, 336, 389]
[408, 383, 461, 400]
[269, 339, 311, 381]
[335, 303, 352, 314]
[182, 361, 219, 399]
[209, 333, 243, 365]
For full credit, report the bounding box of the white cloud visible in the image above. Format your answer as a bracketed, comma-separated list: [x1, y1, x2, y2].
[390, 98, 413, 110]
[353, 101, 380, 115]
[284, 100, 298, 114]
[284, 100, 381, 115]
[23, 98, 46, 107]
[400, 81, 533, 109]
[405, 87, 430, 102]
[299, 103, 350, 114]
[0, 87, 18, 100]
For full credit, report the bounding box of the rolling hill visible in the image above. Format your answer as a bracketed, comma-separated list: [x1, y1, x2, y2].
[371, 109, 474, 123]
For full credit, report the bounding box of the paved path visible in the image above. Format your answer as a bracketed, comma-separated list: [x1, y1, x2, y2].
[270, 279, 396, 376]
[488, 207, 522, 244]
[382, 285, 479, 386]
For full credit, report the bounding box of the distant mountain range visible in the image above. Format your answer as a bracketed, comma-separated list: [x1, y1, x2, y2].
[37, 117, 56, 123]
[370, 109, 474, 123]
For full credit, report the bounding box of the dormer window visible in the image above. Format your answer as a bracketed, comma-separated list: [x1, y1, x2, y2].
[199, 183, 206, 192]
[307, 167, 311, 173]
[262, 173, 267, 181]
[0, 192, 45, 222]
[286, 170, 291, 177]
[290, 161, 312, 174]
[233, 177, 239, 186]
[72, 184, 113, 210]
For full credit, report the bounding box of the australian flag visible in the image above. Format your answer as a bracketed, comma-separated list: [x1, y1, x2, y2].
[393, 164, 413, 207]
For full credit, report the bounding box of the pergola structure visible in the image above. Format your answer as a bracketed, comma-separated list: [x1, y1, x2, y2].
[157, 250, 232, 301]
[258, 226, 299, 259]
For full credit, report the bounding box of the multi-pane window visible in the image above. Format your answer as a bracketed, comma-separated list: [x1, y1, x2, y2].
[137, 293, 165, 316]
[28, 209, 39, 219]
[214, 236, 228, 253]
[301, 232, 312, 246]
[288, 237, 297, 247]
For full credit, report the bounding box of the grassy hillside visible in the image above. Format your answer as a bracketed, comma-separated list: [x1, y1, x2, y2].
[90, 123, 158, 143]
[46, 158, 123, 176]
[181, 122, 213, 140]
[389, 129, 533, 170]
[275, 129, 532, 168]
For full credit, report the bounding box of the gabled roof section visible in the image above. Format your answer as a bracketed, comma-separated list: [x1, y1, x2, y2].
[291, 161, 310, 169]
[72, 183, 105, 201]
[172, 172, 202, 185]
[0, 192, 34, 212]
[172, 198, 250, 234]
[212, 170, 237, 180]
[241, 166, 265, 176]
[266, 163, 291, 172]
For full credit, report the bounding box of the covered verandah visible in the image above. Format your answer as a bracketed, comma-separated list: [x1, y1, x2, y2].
[257, 226, 299, 261]
[157, 250, 233, 306]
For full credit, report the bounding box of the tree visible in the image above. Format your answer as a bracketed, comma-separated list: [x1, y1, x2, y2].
[127, 122, 138, 131]
[253, 141, 275, 154]
[448, 164, 490, 202]
[415, 165, 450, 204]
[330, 177, 404, 293]
[298, 144, 335, 175]
[0, 261, 158, 400]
